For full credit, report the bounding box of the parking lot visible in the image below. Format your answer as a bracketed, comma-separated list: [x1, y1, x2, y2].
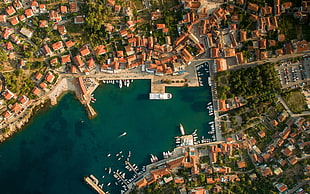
[276, 59, 309, 89]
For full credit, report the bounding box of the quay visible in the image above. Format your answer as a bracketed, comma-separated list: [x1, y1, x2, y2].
[84, 174, 105, 194]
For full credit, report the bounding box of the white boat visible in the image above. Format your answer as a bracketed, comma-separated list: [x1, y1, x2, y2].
[120, 132, 127, 137]
[149, 93, 172, 100]
[119, 80, 123, 88]
[107, 182, 111, 186]
[108, 168, 112, 174]
[107, 153, 111, 157]
[179, 123, 185, 135]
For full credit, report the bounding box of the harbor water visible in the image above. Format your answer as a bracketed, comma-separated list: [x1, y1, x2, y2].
[0, 79, 212, 194]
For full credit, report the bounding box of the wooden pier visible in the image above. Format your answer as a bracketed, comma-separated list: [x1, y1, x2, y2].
[84, 175, 105, 194]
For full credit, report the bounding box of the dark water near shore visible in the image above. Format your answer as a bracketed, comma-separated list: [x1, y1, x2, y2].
[0, 80, 212, 194]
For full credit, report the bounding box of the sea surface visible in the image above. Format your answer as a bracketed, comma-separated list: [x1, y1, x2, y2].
[0, 79, 212, 194]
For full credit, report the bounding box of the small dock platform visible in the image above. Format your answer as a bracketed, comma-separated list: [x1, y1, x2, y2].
[84, 175, 105, 194]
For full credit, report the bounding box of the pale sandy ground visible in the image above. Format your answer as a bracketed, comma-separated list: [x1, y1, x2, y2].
[48, 78, 78, 106]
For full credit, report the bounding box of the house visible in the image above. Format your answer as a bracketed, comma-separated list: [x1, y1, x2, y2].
[239, 31, 247, 42]
[0, 15, 7, 23]
[70, 65, 77, 74]
[65, 40, 75, 48]
[250, 14, 259, 22]
[49, 10, 61, 22]
[18, 95, 29, 105]
[57, 25, 67, 35]
[50, 58, 59, 66]
[6, 6, 16, 16]
[74, 16, 84, 24]
[119, 29, 128, 37]
[39, 20, 48, 28]
[18, 14, 26, 22]
[25, 9, 34, 18]
[6, 41, 14, 50]
[80, 46, 90, 56]
[288, 156, 298, 165]
[259, 39, 267, 49]
[13, 0, 23, 10]
[275, 183, 288, 194]
[2, 110, 12, 119]
[74, 55, 83, 66]
[236, 52, 245, 64]
[10, 34, 20, 44]
[43, 44, 52, 56]
[34, 72, 43, 80]
[248, 3, 259, 12]
[30, 1, 39, 11]
[69, 2, 79, 12]
[86, 58, 96, 69]
[211, 48, 219, 58]
[32, 87, 40, 95]
[61, 55, 71, 64]
[95, 45, 107, 55]
[2, 28, 13, 39]
[39, 4, 47, 13]
[60, 5, 67, 14]
[114, 5, 121, 13]
[45, 72, 55, 83]
[10, 16, 19, 26]
[2, 90, 14, 100]
[52, 41, 64, 51]
[20, 28, 33, 39]
[156, 24, 166, 29]
[39, 82, 47, 89]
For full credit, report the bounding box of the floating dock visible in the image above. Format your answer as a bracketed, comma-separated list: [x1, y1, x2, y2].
[84, 175, 105, 194]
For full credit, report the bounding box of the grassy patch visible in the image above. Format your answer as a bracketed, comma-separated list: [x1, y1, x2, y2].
[282, 89, 308, 113]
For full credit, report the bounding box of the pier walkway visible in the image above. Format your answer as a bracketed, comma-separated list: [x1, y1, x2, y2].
[84, 175, 105, 194]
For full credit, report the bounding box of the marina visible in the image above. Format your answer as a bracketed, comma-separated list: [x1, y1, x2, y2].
[0, 79, 214, 194]
[84, 175, 106, 194]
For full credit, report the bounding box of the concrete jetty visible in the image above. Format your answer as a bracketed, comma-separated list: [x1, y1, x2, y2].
[84, 175, 105, 194]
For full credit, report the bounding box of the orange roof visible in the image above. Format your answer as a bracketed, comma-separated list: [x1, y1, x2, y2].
[95, 45, 106, 55]
[6, 6, 16, 16]
[60, 5, 67, 13]
[52, 41, 63, 51]
[61, 55, 71, 64]
[236, 52, 245, 64]
[39, 82, 47, 89]
[2, 90, 14, 100]
[39, 20, 47, 27]
[157, 24, 166, 29]
[32, 87, 40, 95]
[19, 95, 28, 104]
[86, 58, 95, 69]
[219, 100, 228, 111]
[135, 178, 147, 189]
[10, 17, 19, 26]
[240, 31, 247, 42]
[80, 46, 90, 56]
[34, 72, 43, 80]
[237, 161, 246, 168]
[248, 3, 259, 12]
[2, 110, 12, 118]
[25, 9, 34, 18]
[45, 72, 55, 83]
[77, 77, 87, 95]
[74, 55, 83, 66]
[70, 65, 77, 74]
[65, 40, 75, 48]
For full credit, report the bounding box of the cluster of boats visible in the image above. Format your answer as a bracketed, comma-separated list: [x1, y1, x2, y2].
[162, 151, 173, 159]
[102, 79, 133, 88]
[150, 154, 158, 163]
[90, 94, 96, 103]
[206, 102, 214, 116]
[196, 63, 210, 87]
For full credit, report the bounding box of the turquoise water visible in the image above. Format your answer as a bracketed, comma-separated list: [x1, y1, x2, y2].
[0, 80, 212, 194]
